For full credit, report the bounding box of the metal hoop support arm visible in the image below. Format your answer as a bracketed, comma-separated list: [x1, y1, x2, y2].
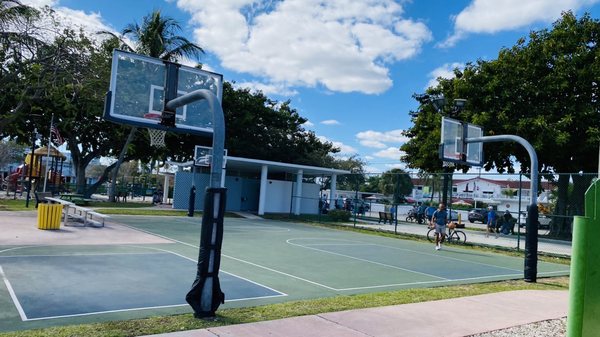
[166, 89, 225, 188]
[466, 134, 539, 282]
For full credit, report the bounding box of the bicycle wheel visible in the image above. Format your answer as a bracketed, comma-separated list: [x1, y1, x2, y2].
[450, 230, 467, 244]
[427, 228, 435, 242]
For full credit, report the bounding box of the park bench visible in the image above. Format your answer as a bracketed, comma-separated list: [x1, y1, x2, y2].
[86, 211, 109, 227]
[60, 193, 93, 206]
[45, 197, 108, 227]
[34, 191, 53, 208]
[378, 211, 395, 224]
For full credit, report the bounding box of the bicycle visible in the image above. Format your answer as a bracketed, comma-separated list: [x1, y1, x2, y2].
[427, 225, 467, 244]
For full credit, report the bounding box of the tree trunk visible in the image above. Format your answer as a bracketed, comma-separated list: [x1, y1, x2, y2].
[75, 161, 88, 195]
[551, 174, 570, 237]
[572, 173, 594, 216]
[109, 126, 138, 202]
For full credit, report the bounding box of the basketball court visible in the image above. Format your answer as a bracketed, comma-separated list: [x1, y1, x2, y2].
[0, 214, 569, 332]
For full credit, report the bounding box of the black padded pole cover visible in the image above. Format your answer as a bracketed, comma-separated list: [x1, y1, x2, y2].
[186, 187, 227, 318]
[524, 204, 538, 282]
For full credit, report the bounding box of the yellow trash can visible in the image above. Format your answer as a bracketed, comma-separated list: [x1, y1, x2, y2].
[37, 203, 63, 230]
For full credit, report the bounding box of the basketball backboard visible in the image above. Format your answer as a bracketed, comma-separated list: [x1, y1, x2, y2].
[104, 49, 223, 137]
[440, 117, 483, 167]
[465, 123, 484, 166]
[194, 145, 227, 168]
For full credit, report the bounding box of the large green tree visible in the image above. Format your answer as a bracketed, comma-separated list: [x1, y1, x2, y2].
[0, 5, 134, 196]
[379, 168, 413, 204]
[402, 12, 600, 236]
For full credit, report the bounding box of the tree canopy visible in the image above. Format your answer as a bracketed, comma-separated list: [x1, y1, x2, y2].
[402, 12, 600, 176]
[401, 11, 600, 233]
[0, 6, 343, 196]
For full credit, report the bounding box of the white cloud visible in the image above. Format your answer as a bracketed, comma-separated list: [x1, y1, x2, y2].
[321, 119, 341, 125]
[356, 129, 408, 148]
[21, 0, 115, 42]
[373, 147, 404, 160]
[426, 62, 465, 89]
[441, 0, 600, 47]
[363, 165, 383, 173]
[176, 0, 432, 94]
[318, 136, 357, 154]
[234, 81, 299, 97]
[21, 0, 57, 7]
[385, 163, 407, 170]
[302, 120, 315, 127]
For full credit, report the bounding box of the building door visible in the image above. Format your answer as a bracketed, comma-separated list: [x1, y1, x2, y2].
[241, 178, 260, 211]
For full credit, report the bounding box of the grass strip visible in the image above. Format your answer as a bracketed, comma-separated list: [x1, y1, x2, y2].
[0, 277, 568, 337]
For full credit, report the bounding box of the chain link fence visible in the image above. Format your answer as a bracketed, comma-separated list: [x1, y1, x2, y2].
[286, 171, 595, 259]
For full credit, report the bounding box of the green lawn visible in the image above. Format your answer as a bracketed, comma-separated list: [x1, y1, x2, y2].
[0, 198, 153, 211]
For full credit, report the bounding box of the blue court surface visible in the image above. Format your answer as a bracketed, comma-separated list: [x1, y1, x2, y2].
[0, 249, 283, 321]
[0, 216, 569, 332]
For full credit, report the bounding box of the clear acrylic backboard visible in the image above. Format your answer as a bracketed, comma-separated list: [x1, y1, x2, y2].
[440, 117, 483, 167]
[194, 145, 227, 168]
[104, 49, 223, 137]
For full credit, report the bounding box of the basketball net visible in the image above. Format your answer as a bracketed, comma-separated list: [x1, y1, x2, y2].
[144, 112, 166, 148]
[148, 128, 166, 148]
[443, 161, 455, 168]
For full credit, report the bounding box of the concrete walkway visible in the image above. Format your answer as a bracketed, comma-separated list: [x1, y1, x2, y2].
[147, 290, 568, 337]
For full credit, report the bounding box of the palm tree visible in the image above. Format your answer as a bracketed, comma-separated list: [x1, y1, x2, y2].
[100, 10, 204, 202]
[121, 11, 203, 60]
[0, 0, 35, 30]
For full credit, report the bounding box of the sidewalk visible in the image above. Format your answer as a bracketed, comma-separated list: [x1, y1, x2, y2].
[147, 290, 568, 337]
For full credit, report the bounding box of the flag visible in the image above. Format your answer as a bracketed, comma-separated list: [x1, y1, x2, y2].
[50, 125, 64, 146]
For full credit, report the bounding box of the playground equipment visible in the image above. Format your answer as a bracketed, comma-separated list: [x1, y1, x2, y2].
[3, 145, 66, 194]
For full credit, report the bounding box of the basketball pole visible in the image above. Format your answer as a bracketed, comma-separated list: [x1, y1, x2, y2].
[466, 134, 539, 282]
[165, 89, 228, 318]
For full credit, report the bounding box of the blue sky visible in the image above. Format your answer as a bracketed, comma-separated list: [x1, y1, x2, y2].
[22, 0, 600, 172]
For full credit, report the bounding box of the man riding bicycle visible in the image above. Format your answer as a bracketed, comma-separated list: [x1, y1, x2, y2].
[431, 203, 449, 251]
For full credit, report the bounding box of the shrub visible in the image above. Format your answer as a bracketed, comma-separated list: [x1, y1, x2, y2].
[327, 209, 351, 222]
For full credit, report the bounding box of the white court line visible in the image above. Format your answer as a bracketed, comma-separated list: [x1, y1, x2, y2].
[118, 222, 569, 292]
[287, 238, 448, 281]
[117, 224, 339, 290]
[336, 273, 524, 291]
[0, 252, 167, 258]
[369, 243, 525, 273]
[120, 245, 288, 298]
[0, 265, 28, 321]
[22, 303, 189, 322]
[0, 244, 288, 321]
[223, 254, 338, 291]
[219, 270, 287, 297]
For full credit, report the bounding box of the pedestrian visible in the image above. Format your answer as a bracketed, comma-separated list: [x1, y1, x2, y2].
[486, 206, 498, 238]
[502, 210, 515, 234]
[431, 203, 449, 250]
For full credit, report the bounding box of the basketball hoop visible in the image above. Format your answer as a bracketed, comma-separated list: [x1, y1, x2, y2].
[144, 112, 166, 148]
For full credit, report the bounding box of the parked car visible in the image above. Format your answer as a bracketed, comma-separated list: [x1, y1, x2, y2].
[468, 208, 488, 223]
[518, 213, 552, 229]
[449, 210, 459, 222]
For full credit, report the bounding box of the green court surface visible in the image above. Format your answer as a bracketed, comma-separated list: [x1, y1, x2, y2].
[0, 216, 569, 332]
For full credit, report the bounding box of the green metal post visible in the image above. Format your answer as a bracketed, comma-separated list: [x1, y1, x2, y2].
[567, 179, 600, 337]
